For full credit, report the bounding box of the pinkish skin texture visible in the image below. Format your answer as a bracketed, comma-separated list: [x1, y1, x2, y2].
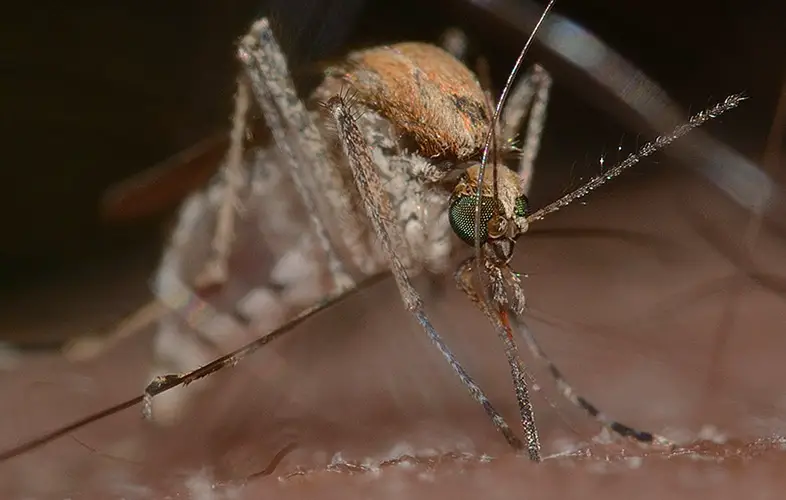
[1, 161, 786, 499]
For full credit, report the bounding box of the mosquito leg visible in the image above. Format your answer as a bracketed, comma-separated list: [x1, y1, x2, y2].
[237, 58, 351, 292]
[323, 94, 525, 452]
[239, 19, 372, 283]
[148, 259, 260, 423]
[145, 110, 339, 422]
[63, 301, 165, 361]
[455, 257, 541, 462]
[513, 316, 673, 447]
[147, 166, 299, 423]
[148, 183, 231, 389]
[501, 65, 552, 195]
[64, 80, 254, 362]
[0, 273, 388, 463]
[147, 243, 323, 424]
[195, 77, 251, 289]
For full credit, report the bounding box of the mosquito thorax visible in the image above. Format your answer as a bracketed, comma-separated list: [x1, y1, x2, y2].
[308, 41, 502, 275]
[448, 163, 529, 248]
[328, 42, 490, 160]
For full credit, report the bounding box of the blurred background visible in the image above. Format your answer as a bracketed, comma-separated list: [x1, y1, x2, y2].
[1, 0, 783, 347]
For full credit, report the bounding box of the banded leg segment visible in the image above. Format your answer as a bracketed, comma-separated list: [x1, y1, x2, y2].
[513, 316, 672, 446]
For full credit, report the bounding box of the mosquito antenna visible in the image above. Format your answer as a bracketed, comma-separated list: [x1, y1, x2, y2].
[0, 272, 389, 463]
[525, 93, 747, 224]
[473, 0, 556, 267]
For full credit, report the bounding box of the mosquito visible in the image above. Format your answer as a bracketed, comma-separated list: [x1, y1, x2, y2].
[0, 0, 745, 464]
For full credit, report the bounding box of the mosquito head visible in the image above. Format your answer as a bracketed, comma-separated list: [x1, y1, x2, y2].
[449, 163, 530, 263]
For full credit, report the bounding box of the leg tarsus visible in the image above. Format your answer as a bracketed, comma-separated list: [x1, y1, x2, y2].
[196, 76, 252, 290]
[239, 19, 369, 284]
[515, 315, 673, 448]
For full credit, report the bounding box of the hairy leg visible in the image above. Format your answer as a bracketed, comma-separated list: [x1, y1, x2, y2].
[501, 65, 552, 195]
[323, 93, 527, 453]
[239, 19, 373, 281]
[194, 77, 252, 289]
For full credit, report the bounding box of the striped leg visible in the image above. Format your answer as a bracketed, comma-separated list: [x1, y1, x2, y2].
[514, 316, 672, 446]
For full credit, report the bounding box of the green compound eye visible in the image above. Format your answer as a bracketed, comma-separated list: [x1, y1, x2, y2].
[514, 194, 530, 218]
[448, 195, 499, 246]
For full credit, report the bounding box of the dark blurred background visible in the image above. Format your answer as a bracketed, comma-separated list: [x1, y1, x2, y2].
[0, 0, 783, 346]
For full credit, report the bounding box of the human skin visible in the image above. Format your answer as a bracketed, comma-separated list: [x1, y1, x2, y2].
[2, 153, 785, 498]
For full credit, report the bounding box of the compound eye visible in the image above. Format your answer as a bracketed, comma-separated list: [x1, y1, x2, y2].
[448, 195, 498, 246]
[514, 194, 530, 218]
